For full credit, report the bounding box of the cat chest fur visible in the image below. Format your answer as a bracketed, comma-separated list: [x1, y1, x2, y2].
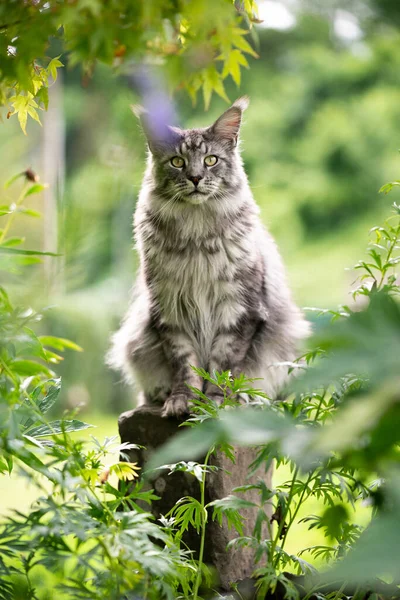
[141, 221, 256, 360]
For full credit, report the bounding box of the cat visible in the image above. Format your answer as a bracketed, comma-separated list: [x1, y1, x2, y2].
[108, 96, 310, 418]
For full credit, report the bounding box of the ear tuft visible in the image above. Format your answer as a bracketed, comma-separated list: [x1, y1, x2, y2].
[211, 95, 249, 144]
[232, 95, 250, 112]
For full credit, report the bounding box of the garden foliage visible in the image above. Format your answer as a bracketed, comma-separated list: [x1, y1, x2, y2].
[2, 2, 400, 597]
[0, 174, 187, 599]
[0, 0, 259, 131]
[1, 167, 400, 598]
[152, 197, 400, 597]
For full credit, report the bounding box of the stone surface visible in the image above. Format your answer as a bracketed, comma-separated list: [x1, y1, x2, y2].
[118, 405, 272, 591]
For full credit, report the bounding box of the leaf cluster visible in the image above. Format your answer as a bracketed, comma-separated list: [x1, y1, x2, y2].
[0, 0, 259, 132]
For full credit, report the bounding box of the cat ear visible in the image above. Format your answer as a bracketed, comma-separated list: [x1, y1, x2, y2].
[131, 104, 180, 154]
[211, 96, 249, 145]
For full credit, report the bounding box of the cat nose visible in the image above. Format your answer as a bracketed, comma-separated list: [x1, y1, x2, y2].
[188, 175, 203, 187]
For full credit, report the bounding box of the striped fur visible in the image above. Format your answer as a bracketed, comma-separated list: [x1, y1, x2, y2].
[108, 97, 310, 417]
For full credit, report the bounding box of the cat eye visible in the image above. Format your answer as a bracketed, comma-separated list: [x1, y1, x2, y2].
[204, 155, 218, 167]
[170, 156, 185, 168]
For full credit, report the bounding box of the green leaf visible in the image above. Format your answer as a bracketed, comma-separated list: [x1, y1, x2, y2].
[220, 408, 291, 445]
[0, 247, 60, 256]
[37, 86, 49, 110]
[220, 49, 249, 86]
[291, 379, 400, 469]
[0, 205, 12, 216]
[4, 172, 26, 189]
[158, 460, 213, 482]
[2, 255, 43, 268]
[43, 348, 64, 363]
[319, 504, 349, 540]
[16, 207, 41, 217]
[147, 420, 220, 472]
[27, 106, 42, 126]
[148, 407, 292, 471]
[168, 496, 205, 534]
[324, 478, 400, 584]
[22, 434, 44, 449]
[0, 237, 25, 247]
[294, 292, 400, 393]
[0, 456, 8, 475]
[202, 66, 230, 110]
[8, 93, 42, 134]
[0, 204, 41, 218]
[379, 181, 400, 195]
[110, 462, 140, 481]
[32, 378, 61, 414]
[25, 419, 94, 438]
[231, 27, 259, 58]
[10, 359, 54, 377]
[22, 183, 48, 199]
[47, 56, 64, 82]
[18, 107, 28, 135]
[39, 336, 83, 352]
[14, 328, 47, 360]
[209, 494, 256, 535]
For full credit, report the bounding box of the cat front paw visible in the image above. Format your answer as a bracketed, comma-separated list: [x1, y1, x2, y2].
[162, 393, 190, 419]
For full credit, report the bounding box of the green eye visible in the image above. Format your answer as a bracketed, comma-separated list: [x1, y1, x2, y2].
[204, 155, 218, 167]
[170, 156, 184, 168]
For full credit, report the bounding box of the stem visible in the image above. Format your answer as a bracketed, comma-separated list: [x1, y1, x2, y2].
[0, 356, 18, 383]
[271, 395, 325, 567]
[0, 182, 30, 244]
[24, 553, 39, 600]
[302, 579, 346, 600]
[192, 447, 213, 600]
[378, 222, 400, 289]
[278, 470, 314, 559]
[331, 580, 347, 600]
[270, 466, 299, 565]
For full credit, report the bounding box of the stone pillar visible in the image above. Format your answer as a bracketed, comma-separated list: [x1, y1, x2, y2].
[118, 406, 272, 591]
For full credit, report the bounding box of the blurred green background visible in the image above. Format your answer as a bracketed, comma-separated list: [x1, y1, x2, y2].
[2, 0, 400, 418]
[3, 0, 400, 562]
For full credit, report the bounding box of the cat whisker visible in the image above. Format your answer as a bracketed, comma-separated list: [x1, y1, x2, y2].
[152, 195, 180, 225]
[211, 189, 231, 218]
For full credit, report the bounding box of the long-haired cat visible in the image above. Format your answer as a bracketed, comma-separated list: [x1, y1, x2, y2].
[108, 97, 310, 417]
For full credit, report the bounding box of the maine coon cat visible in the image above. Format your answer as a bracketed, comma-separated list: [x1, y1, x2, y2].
[108, 97, 310, 418]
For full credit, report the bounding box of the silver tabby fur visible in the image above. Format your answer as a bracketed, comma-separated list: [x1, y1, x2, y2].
[108, 97, 310, 417]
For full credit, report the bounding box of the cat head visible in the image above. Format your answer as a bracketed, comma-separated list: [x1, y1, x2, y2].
[133, 97, 249, 206]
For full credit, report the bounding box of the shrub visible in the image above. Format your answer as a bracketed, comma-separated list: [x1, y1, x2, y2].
[1, 170, 400, 599]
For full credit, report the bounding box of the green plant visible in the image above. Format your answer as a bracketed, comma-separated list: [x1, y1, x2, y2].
[0, 171, 87, 470]
[149, 198, 400, 598]
[0, 172, 191, 599]
[156, 373, 264, 600]
[2, 165, 400, 599]
[0, 0, 260, 131]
